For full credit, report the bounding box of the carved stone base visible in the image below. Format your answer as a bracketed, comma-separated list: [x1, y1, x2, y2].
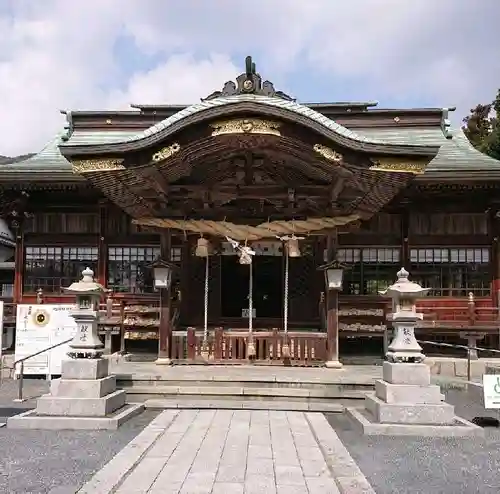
[7, 358, 141, 430]
[348, 361, 480, 436]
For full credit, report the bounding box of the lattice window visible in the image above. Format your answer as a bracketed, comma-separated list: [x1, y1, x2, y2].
[24, 246, 98, 293]
[107, 246, 160, 294]
[337, 247, 401, 295]
[171, 247, 182, 262]
[410, 247, 490, 296]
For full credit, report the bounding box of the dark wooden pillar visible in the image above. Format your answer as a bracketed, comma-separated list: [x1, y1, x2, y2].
[97, 200, 108, 286]
[325, 231, 342, 368]
[157, 229, 172, 363]
[401, 208, 410, 270]
[13, 221, 24, 304]
[179, 237, 190, 326]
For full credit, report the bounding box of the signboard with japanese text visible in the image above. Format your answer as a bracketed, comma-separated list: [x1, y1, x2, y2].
[483, 374, 500, 409]
[14, 304, 77, 376]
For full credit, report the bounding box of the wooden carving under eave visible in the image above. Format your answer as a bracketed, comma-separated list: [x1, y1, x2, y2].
[313, 144, 343, 164]
[72, 158, 125, 174]
[152, 143, 181, 163]
[369, 158, 427, 175]
[211, 119, 281, 137]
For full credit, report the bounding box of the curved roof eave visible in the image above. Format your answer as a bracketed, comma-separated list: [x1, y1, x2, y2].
[59, 94, 439, 158]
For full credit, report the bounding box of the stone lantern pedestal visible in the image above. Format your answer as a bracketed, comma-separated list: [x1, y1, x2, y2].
[8, 269, 143, 430]
[347, 268, 482, 437]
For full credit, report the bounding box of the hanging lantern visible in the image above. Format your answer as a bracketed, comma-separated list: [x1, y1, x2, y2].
[286, 237, 301, 258]
[195, 237, 211, 257]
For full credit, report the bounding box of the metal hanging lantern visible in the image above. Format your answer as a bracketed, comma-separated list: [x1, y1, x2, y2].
[286, 237, 301, 258]
[195, 237, 211, 258]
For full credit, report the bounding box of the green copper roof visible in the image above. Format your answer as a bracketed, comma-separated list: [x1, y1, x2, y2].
[2, 102, 500, 180]
[0, 134, 83, 182]
[358, 127, 500, 172]
[59, 94, 394, 148]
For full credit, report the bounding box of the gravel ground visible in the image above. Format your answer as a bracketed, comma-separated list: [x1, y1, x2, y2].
[0, 379, 50, 423]
[327, 388, 500, 494]
[0, 410, 158, 494]
[3, 377, 500, 493]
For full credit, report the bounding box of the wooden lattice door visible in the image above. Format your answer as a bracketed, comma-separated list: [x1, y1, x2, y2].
[288, 241, 321, 325]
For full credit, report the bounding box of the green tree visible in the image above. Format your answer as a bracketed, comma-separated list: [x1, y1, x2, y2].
[482, 90, 500, 160]
[462, 89, 500, 160]
[462, 103, 492, 149]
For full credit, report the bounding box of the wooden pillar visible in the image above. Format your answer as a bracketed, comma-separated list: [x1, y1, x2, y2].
[179, 237, 190, 326]
[401, 208, 410, 269]
[156, 229, 172, 364]
[325, 231, 342, 369]
[13, 221, 24, 304]
[97, 200, 108, 286]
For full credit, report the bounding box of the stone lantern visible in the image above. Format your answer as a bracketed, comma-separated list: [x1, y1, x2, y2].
[7, 267, 143, 430]
[63, 267, 107, 358]
[380, 267, 429, 363]
[346, 267, 482, 437]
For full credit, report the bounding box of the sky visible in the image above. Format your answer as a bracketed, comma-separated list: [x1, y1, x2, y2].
[0, 0, 499, 156]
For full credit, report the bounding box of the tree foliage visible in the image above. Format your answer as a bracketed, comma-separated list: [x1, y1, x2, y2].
[462, 89, 500, 160]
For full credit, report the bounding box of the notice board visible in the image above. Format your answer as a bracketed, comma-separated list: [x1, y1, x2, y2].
[14, 304, 77, 376]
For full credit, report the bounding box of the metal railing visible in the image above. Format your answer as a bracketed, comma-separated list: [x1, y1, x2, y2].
[417, 339, 500, 382]
[9, 337, 73, 402]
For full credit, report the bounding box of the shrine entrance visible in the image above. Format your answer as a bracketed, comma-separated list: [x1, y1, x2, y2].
[61, 56, 439, 364]
[220, 241, 284, 320]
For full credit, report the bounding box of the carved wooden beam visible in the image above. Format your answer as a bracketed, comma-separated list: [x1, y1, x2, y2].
[243, 152, 254, 185]
[168, 184, 330, 194]
[330, 178, 345, 205]
[134, 167, 170, 202]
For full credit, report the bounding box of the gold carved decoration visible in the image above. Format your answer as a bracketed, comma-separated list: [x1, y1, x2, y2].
[152, 143, 181, 163]
[211, 119, 281, 137]
[369, 158, 427, 175]
[72, 158, 125, 174]
[313, 144, 343, 164]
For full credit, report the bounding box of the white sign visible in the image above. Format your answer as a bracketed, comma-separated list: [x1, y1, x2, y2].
[483, 374, 500, 409]
[242, 308, 256, 318]
[14, 304, 77, 376]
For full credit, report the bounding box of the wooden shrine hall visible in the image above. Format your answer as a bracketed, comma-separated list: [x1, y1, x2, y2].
[2, 56, 500, 365]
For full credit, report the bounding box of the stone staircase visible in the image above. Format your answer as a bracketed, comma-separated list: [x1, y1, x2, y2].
[116, 375, 374, 412]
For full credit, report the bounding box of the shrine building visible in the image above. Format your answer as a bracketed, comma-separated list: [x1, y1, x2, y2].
[1, 57, 500, 364]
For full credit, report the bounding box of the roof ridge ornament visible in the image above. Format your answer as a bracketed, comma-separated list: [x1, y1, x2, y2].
[203, 56, 295, 102]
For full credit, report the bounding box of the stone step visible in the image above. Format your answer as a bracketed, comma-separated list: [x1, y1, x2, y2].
[143, 397, 344, 412]
[117, 378, 374, 391]
[119, 385, 365, 400]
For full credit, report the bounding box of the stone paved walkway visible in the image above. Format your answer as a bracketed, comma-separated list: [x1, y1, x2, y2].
[80, 410, 374, 494]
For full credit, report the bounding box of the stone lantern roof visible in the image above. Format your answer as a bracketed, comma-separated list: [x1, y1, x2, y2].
[379, 268, 429, 299]
[63, 267, 108, 295]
